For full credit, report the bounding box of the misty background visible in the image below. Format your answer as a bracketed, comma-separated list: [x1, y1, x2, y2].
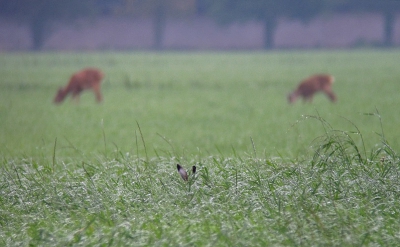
[0, 0, 400, 51]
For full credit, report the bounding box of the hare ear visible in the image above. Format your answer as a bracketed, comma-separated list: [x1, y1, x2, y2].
[177, 164, 188, 181]
[192, 166, 196, 174]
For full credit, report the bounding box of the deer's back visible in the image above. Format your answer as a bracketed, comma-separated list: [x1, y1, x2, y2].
[297, 74, 333, 95]
[69, 68, 104, 90]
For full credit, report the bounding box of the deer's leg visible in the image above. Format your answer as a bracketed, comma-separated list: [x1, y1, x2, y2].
[303, 95, 313, 103]
[71, 89, 81, 104]
[324, 88, 337, 102]
[92, 83, 102, 102]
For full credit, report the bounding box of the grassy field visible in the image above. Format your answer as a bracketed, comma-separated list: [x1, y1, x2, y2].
[1, 49, 400, 245]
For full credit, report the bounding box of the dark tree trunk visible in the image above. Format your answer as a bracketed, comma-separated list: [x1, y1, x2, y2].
[383, 11, 394, 47]
[31, 16, 46, 50]
[263, 15, 277, 50]
[154, 3, 166, 50]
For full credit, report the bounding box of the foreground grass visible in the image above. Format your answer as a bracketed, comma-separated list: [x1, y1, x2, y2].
[1, 115, 400, 246]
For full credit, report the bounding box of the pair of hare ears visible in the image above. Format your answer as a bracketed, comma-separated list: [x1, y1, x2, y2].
[177, 164, 196, 181]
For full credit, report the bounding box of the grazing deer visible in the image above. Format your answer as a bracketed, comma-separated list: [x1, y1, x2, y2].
[177, 164, 196, 181]
[54, 68, 104, 104]
[288, 74, 336, 103]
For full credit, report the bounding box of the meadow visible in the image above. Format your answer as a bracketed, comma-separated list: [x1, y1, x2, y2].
[1, 50, 400, 246]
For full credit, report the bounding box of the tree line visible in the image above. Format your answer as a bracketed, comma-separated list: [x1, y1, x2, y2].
[0, 0, 399, 50]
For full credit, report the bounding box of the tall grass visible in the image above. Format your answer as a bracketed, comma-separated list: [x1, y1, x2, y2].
[1, 111, 399, 246]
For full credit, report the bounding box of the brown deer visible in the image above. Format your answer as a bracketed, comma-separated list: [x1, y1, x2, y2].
[288, 74, 336, 103]
[54, 68, 104, 104]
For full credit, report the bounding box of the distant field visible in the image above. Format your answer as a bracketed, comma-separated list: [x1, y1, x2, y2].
[1, 50, 399, 158]
[1, 50, 400, 246]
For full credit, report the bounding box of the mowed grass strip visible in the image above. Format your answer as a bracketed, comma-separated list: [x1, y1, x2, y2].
[0, 50, 400, 158]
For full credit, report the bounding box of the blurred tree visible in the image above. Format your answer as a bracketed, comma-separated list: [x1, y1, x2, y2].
[201, 0, 324, 49]
[113, 0, 196, 50]
[0, 0, 98, 50]
[326, 0, 400, 47]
